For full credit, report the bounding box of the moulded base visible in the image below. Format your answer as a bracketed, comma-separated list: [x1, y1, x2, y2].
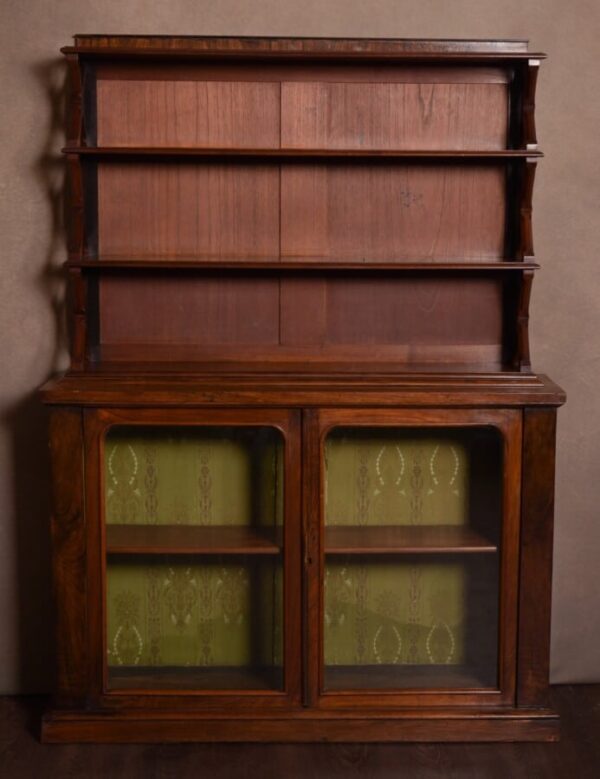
[41, 707, 559, 743]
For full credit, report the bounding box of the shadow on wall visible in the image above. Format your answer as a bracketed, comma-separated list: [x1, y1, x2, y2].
[7, 56, 70, 693]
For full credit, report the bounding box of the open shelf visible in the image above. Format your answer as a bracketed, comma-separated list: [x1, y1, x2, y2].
[108, 665, 283, 692]
[323, 664, 496, 691]
[62, 37, 544, 62]
[324, 526, 498, 555]
[68, 258, 540, 272]
[106, 524, 283, 556]
[64, 146, 543, 159]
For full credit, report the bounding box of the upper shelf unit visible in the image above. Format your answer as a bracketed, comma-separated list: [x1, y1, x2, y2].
[62, 37, 543, 375]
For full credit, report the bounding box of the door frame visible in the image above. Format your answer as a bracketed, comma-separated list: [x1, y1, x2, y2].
[303, 407, 522, 709]
[83, 406, 302, 711]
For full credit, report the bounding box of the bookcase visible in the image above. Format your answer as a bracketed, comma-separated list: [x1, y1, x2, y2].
[41, 36, 565, 742]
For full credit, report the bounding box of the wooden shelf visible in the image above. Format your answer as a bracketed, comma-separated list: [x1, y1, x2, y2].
[324, 525, 498, 555]
[323, 664, 496, 691]
[63, 146, 543, 160]
[63, 36, 544, 62]
[106, 524, 282, 556]
[67, 259, 540, 272]
[108, 665, 283, 692]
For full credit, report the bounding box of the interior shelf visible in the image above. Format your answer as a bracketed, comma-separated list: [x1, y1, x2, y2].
[323, 665, 496, 691]
[106, 524, 283, 556]
[63, 146, 543, 159]
[67, 259, 540, 272]
[108, 665, 283, 692]
[324, 525, 498, 555]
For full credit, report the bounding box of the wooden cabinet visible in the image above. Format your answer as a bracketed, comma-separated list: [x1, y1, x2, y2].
[41, 36, 564, 742]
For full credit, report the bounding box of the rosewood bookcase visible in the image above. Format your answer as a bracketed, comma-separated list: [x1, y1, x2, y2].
[40, 35, 565, 742]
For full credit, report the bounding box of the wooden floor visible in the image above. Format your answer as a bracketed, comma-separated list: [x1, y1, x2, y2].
[1, 686, 599, 778]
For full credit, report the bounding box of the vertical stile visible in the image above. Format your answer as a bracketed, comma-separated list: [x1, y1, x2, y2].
[65, 54, 89, 369]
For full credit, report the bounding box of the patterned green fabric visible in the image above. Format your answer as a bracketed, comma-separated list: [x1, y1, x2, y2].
[107, 560, 282, 671]
[325, 431, 474, 672]
[104, 427, 283, 675]
[103, 426, 497, 685]
[325, 431, 468, 527]
[324, 561, 464, 667]
[105, 427, 283, 527]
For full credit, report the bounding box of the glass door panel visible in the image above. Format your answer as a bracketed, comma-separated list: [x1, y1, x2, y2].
[107, 556, 283, 691]
[323, 426, 502, 691]
[103, 425, 284, 692]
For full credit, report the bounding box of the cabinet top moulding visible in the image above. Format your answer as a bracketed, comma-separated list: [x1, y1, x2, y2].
[39, 372, 566, 408]
[61, 35, 545, 60]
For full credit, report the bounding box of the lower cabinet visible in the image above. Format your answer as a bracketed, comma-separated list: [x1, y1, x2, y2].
[43, 404, 560, 742]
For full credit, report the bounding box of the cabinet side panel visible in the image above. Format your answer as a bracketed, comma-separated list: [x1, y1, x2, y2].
[49, 408, 87, 703]
[518, 408, 557, 707]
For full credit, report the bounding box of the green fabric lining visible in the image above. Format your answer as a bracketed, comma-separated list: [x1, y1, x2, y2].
[324, 561, 465, 666]
[105, 426, 283, 527]
[104, 427, 284, 673]
[325, 431, 471, 669]
[107, 559, 283, 671]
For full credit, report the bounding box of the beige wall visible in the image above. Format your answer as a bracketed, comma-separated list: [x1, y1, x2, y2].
[0, 0, 598, 693]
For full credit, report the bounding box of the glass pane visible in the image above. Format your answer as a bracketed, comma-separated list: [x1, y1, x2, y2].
[106, 556, 283, 691]
[323, 427, 502, 691]
[103, 426, 284, 692]
[105, 426, 283, 529]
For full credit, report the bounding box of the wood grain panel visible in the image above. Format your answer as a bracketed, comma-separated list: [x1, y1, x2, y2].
[281, 164, 506, 261]
[49, 408, 87, 705]
[281, 82, 508, 150]
[99, 274, 280, 345]
[518, 408, 557, 707]
[97, 162, 279, 259]
[278, 276, 504, 355]
[97, 274, 503, 362]
[97, 80, 280, 147]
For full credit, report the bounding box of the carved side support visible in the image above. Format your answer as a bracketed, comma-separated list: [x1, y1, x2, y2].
[66, 153, 85, 261]
[49, 408, 88, 706]
[64, 53, 90, 372]
[518, 159, 537, 261]
[65, 53, 83, 145]
[522, 59, 540, 150]
[65, 151, 88, 369]
[68, 267, 88, 370]
[516, 269, 534, 372]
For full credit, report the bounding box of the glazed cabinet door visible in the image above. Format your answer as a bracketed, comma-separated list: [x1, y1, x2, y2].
[84, 408, 301, 710]
[304, 408, 522, 708]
